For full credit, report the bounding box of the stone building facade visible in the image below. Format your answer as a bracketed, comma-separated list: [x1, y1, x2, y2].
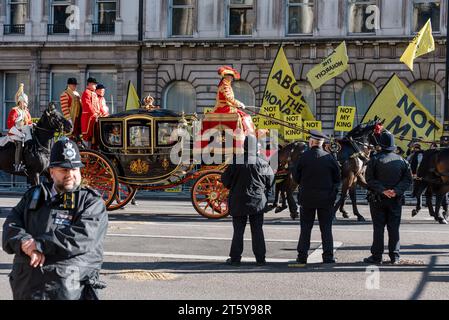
[0, 0, 447, 135]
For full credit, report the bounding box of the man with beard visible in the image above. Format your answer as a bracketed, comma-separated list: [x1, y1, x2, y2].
[2, 138, 108, 300]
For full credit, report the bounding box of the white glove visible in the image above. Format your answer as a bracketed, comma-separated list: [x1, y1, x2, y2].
[239, 103, 246, 110]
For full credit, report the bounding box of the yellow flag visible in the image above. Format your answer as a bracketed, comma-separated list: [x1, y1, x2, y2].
[261, 46, 315, 122]
[125, 81, 140, 110]
[307, 41, 349, 90]
[362, 74, 441, 151]
[400, 19, 435, 71]
[334, 106, 356, 132]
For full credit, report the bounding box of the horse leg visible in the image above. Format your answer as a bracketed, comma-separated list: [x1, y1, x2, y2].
[426, 188, 436, 218]
[271, 182, 280, 211]
[350, 185, 365, 221]
[336, 179, 350, 219]
[442, 193, 448, 219]
[286, 186, 299, 220]
[411, 181, 426, 217]
[434, 194, 448, 224]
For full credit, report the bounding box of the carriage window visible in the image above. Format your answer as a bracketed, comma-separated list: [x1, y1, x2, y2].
[157, 122, 179, 146]
[102, 122, 122, 147]
[128, 123, 151, 148]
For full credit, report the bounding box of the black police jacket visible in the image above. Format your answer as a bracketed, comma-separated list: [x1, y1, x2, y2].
[221, 155, 274, 217]
[292, 146, 341, 208]
[2, 183, 108, 300]
[366, 150, 412, 198]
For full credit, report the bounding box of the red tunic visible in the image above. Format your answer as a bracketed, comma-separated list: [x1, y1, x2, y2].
[212, 78, 255, 134]
[81, 89, 101, 141]
[7, 107, 32, 131]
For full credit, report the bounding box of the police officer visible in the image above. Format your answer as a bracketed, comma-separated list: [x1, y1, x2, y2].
[364, 131, 412, 265]
[2, 138, 108, 300]
[292, 130, 341, 264]
[222, 135, 274, 266]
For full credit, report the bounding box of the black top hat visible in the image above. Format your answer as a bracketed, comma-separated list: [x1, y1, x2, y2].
[49, 138, 84, 169]
[96, 83, 105, 90]
[309, 130, 328, 141]
[67, 78, 78, 85]
[87, 77, 98, 84]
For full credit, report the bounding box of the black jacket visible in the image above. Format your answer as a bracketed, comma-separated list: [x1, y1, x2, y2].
[2, 183, 108, 300]
[292, 146, 341, 208]
[366, 151, 412, 198]
[221, 144, 274, 217]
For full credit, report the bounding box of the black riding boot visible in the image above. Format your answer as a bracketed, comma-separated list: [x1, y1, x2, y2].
[14, 141, 25, 172]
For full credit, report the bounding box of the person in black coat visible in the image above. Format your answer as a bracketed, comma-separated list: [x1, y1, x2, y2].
[221, 135, 275, 266]
[292, 130, 341, 264]
[364, 131, 412, 264]
[2, 138, 108, 300]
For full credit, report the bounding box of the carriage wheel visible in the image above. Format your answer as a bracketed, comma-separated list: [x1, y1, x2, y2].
[191, 171, 229, 219]
[107, 182, 137, 211]
[80, 150, 118, 207]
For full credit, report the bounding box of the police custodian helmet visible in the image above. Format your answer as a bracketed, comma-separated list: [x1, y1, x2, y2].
[49, 138, 84, 169]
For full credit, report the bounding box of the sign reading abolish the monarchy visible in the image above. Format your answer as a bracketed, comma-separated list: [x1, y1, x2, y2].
[303, 121, 322, 140]
[307, 41, 349, 90]
[284, 114, 302, 140]
[261, 46, 315, 122]
[334, 106, 356, 132]
[362, 74, 442, 151]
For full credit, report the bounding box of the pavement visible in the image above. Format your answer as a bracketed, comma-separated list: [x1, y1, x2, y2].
[0, 196, 449, 300]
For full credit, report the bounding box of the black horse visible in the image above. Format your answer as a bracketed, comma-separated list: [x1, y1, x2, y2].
[272, 119, 382, 221]
[412, 148, 449, 224]
[0, 103, 72, 185]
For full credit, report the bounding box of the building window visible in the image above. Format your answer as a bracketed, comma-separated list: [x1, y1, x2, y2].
[341, 81, 377, 125]
[4, 0, 27, 35]
[347, 0, 378, 34]
[169, 0, 194, 36]
[93, 0, 117, 34]
[232, 81, 255, 107]
[50, 72, 80, 111]
[2, 73, 30, 131]
[412, 0, 440, 33]
[410, 80, 443, 124]
[88, 72, 118, 113]
[48, 0, 71, 34]
[298, 82, 316, 116]
[228, 0, 255, 36]
[287, 0, 314, 35]
[163, 81, 197, 114]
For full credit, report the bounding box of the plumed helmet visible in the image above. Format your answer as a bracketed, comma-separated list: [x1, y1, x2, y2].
[218, 66, 241, 80]
[15, 83, 28, 105]
[49, 138, 84, 169]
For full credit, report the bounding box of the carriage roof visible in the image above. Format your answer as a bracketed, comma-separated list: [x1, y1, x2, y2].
[107, 108, 182, 119]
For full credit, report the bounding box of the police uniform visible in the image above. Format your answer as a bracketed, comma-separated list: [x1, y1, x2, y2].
[365, 131, 412, 264]
[292, 130, 341, 264]
[2, 138, 108, 300]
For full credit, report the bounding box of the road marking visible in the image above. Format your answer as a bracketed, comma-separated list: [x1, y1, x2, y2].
[103, 251, 293, 263]
[107, 233, 301, 243]
[307, 242, 343, 263]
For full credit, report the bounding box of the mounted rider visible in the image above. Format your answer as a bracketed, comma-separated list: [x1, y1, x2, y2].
[1, 84, 33, 172]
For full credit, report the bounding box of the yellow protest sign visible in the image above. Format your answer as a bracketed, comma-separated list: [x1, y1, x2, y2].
[303, 121, 322, 140]
[307, 41, 349, 90]
[334, 106, 356, 131]
[261, 46, 315, 121]
[362, 74, 441, 151]
[252, 115, 261, 129]
[259, 105, 281, 129]
[284, 114, 302, 140]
